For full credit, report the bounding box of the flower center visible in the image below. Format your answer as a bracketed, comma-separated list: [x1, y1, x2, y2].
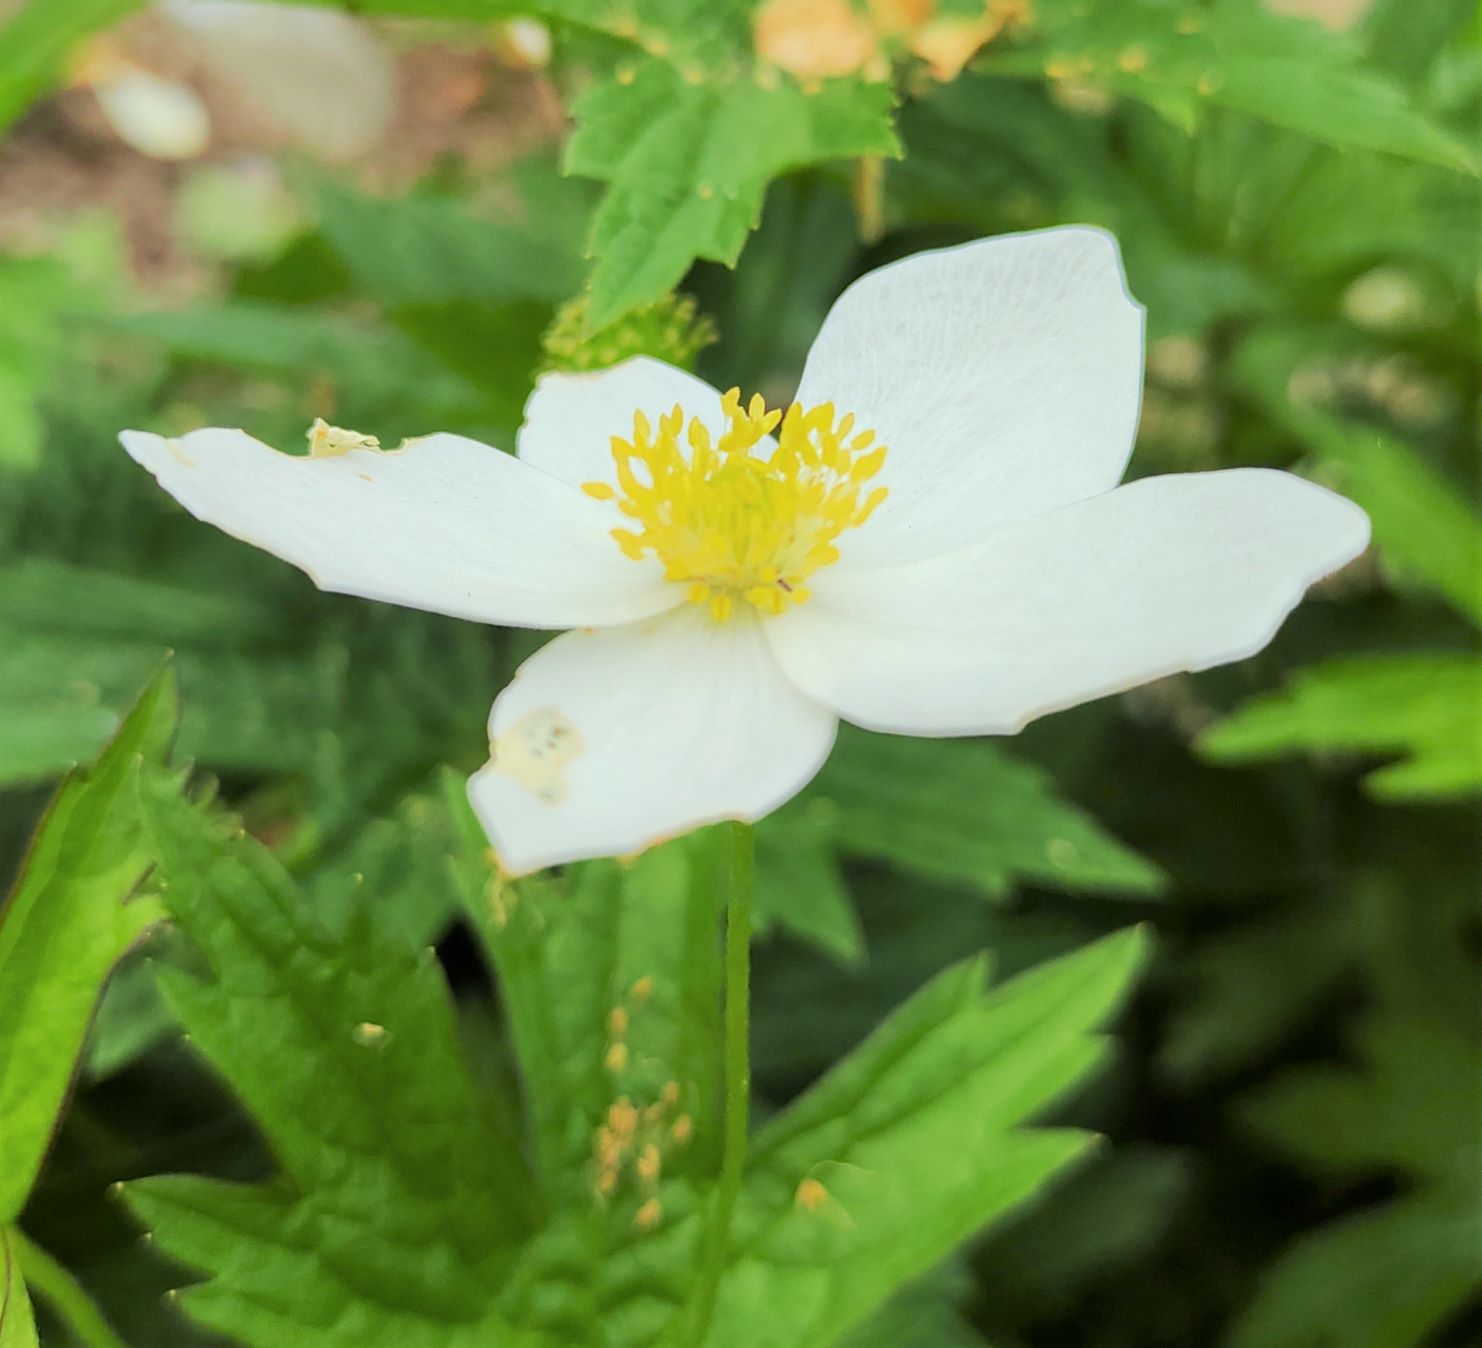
[581, 388, 888, 622]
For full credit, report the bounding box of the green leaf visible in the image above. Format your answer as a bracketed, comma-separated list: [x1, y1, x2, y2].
[0, 252, 102, 470]
[1242, 1008, 1480, 1189]
[567, 59, 897, 326]
[1202, 0, 1477, 172]
[0, 558, 311, 787]
[1250, 404, 1481, 625]
[0, 1230, 37, 1348]
[1229, 1190, 1482, 1348]
[111, 301, 485, 435]
[0, 666, 174, 1221]
[1232, 330, 1482, 623]
[0, 0, 146, 133]
[1230, 943, 1482, 1348]
[754, 801, 865, 966]
[794, 727, 1164, 898]
[1199, 653, 1482, 800]
[981, 0, 1476, 171]
[703, 927, 1151, 1346]
[124, 777, 538, 1346]
[11, 1227, 126, 1348]
[840, 1258, 992, 1347]
[309, 178, 585, 308]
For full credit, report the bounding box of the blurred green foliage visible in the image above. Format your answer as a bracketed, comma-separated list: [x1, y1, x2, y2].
[0, 0, 1478, 1344]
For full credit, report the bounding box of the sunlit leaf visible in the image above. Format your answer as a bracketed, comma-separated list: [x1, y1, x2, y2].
[1200, 654, 1482, 800]
[124, 775, 537, 1346]
[568, 59, 897, 326]
[0, 667, 173, 1221]
[704, 926, 1150, 1346]
[0, 1229, 38, 1348]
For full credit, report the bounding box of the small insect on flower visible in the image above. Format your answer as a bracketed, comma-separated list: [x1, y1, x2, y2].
[120, 228, 1369, 874]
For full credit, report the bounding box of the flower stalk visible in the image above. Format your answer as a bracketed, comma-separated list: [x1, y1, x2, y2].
[684, 820, 755, 1346]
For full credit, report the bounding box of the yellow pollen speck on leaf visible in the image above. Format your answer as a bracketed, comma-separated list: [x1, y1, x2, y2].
[583, 390, 887, 622]
[795, 1178, 829, 1211]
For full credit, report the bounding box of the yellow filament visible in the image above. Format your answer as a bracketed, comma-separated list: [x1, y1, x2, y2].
[582, 388, 887, 622]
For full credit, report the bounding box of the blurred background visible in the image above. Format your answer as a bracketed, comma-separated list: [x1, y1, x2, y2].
[1, 0, 1478, 1344]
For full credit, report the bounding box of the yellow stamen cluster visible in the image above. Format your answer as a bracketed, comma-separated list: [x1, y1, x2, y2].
[582, 389, 888, 622]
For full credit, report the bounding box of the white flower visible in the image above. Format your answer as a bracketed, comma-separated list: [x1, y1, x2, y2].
[120, 227, 1369, 874]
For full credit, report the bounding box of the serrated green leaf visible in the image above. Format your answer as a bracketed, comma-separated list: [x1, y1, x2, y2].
[795, 727, 1164, 898]
[984, 0, 1476, 170]
[0, 666, 174, 1221]
[124, 776, 538, 1346]
[702, 927, 1150, 1346]
[1200, 653, 1482, 800]
[568, 60, 897, 326]
[1202, 0, 1477, 172]
[0, 1230, 37, 1348]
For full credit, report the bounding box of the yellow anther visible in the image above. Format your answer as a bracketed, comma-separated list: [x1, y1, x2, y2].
[660, 1080, 680, 1108]
[795, 1178, 829, 1211]
[583, 393, 887, 622]
[637, 1144, 662, 1184]
[608, 1007, 629, 1037]
[671, 1114, 693, 1146]
[605, 1041, 630, 1073]
[630, 976, 654, 1003]
[609, 1098, 638, 1137]
[594, 1126, 623, 1169]
[634, 1198, 662, 1231]
[595, 1166, 619, 1200]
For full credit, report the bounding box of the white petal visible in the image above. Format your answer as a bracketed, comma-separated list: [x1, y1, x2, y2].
[767, 470, 1370, 736]
[794, 226, 1145, 567]
[469, 607, 836, 874]
[121, 427, 676, 628]
[517, 356, 757, 491]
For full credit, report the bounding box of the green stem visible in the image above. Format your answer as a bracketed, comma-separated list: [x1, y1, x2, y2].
[11, 1228, 126, 1348]
[685, 820, 755, 1347]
